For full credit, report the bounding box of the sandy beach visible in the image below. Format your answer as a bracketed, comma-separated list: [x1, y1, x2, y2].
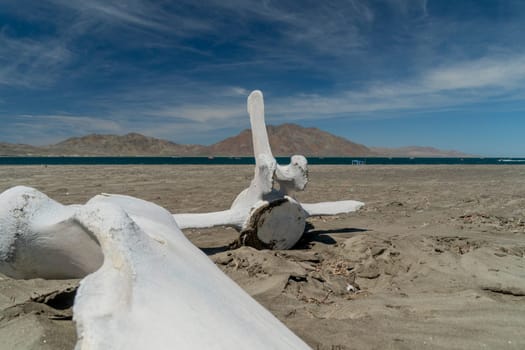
[0, 164, 524, 349]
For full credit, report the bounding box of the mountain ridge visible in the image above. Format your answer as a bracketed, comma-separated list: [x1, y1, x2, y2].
[0, 124, 471, 157]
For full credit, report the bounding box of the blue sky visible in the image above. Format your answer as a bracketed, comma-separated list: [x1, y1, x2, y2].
[1, 0, 524, 156]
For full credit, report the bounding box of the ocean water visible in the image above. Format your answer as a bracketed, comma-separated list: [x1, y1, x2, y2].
[0, 157, 524, 165]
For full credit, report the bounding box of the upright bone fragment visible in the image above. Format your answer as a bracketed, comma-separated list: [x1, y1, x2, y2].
[174, 90, 364, 249]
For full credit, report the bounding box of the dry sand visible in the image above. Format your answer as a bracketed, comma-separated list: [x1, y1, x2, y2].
[0, 164, 524, 350]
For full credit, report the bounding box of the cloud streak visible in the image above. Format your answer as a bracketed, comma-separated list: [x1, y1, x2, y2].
[6, 115, 122, 144]
[0, 32, 72, 87]
[268, 53, 525, 120]
[423, 55, 525, 91]
[47, 0, 213, 35]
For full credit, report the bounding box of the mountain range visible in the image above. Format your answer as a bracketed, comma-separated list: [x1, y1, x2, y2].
[0, 123, 470, 157]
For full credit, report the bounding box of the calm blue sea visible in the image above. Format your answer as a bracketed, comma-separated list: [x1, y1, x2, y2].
[0, 157, 524, 165]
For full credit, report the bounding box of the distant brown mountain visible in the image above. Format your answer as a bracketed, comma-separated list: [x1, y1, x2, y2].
[0, 124, 470, 157]
[50, 133, 205, 156]
[206, 124, 372, 156]
[0, 142, 43, 156]
[0, 133, 205, 156]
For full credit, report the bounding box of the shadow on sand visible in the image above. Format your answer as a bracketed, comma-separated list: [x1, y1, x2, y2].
[201, 246, 231, 255]
[199, 225, 369, 255]
[294, 225, 368, 249]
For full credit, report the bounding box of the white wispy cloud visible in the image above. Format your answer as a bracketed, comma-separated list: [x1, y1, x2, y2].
[207, 0, 369, 57]
[0, 0, 432, 89]
[8, 115, 122, 144]
[47, 0, 212, 35]
[0, 32, 72, 87]
[30, 115, 121, 131]
[152, 105, 245, 123]
[386, 0, 428, 18]
[263, 53, 525, 119]
[423, 55, 525, 91]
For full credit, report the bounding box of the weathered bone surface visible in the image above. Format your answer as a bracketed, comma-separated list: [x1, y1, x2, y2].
[0, 186, 310, 349]
[0, 186, 103, 279]
[238, 197, 306, 250]
[174, 90, 364, 249]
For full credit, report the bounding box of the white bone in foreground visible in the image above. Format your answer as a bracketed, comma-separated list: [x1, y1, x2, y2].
[174, 90, 364, 249]
[0, 186, 310, 349]
[0, 186, 103, 279]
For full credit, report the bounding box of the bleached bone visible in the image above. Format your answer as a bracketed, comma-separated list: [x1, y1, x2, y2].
[174, 90, 364, 249]
[0, 186, 310, 349]
[0, 186, 103, 279]
[275, 155, 308, 193]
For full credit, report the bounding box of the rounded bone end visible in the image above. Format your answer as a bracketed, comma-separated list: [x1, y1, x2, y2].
[247, 90, 264, 113]
[237, 197, 306, 250]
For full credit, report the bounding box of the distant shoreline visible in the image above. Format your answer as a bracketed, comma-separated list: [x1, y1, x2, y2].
[0, 156, 524, 165]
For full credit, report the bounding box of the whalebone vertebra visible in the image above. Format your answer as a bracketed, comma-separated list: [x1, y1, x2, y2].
[174, 90, 364, 249]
